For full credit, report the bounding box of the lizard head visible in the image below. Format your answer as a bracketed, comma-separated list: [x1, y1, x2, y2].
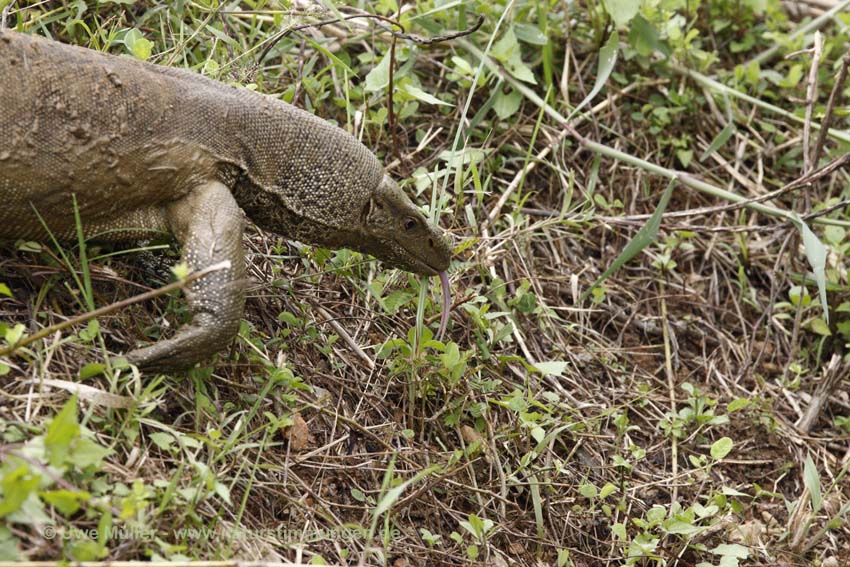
[356, 175, 452, 276]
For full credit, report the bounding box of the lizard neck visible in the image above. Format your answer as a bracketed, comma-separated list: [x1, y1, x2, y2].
[227, 95, 383, 235]
[231, 172, 365, 248]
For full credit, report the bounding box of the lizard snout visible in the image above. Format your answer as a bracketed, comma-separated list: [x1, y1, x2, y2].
[424, 227, 452, 273]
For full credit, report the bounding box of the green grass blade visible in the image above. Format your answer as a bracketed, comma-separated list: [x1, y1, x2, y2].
[795, 216, 829, 323]
[567, 31, 618, 120]
[699, 122, 736, 162]
[804, 453, 823, 514]
[580, 179, 676, 302]
[72, 194, 94, 311]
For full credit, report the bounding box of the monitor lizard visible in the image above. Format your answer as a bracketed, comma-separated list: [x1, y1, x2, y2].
[0, 30, 452, 372]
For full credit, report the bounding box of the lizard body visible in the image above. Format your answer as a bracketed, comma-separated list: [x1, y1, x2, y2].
[0, 30, 452, 372]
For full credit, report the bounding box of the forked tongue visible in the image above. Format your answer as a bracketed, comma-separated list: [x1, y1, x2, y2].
[437, 271, 451, 341]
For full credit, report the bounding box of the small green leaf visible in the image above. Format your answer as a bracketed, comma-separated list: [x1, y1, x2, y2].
[824, 225, 845, 245]
[78, 319, 100, 342]
[727, 398, 750, 412]
[0, 466, 41, 517]
[402, 84, 453, 107]
[579, 483, 598, 498]
[710, 437, 733, 460]
[530, 426, 545, 443]
[600, 483, 618, 499]
[743, 0, 767, 12]
[79, 363, 106, 379]
[40, 490, 90, 515]
[17, 241, 42, 253]
[809, 318, 831, 336]
[71, 438, 112, 468]
[0, 284, 11, 298]
[611, 522, 627, 539]
[676, 149, 693, 168]
[797, 217, 829, 322]
[4, 324, 25, 347]
[419, 527, 441, 545]
[202, 58, 220, 77]
[451, 55, 474, 75]
[693, 502, 719, 518]
[149, 432, 175, 451]
[0, 526, 21, 561]
[383, 290, 415, 314]
[569, 32, 619, 119]
[493, 89, 523, 119]
[278, 311, 300, 326]
[441, 342, 461, 369]
[664, 519, 703, 535]
[646, 506, 666, 522]
[700, 123, 736, 162]
[45, 396, 81, 467]
[513, 23, 548, 45]
[468, 514, 484, 536]
[459, 514, 494, 539]
[96, 513, 111, 549]
[779, 64, 803, 88]
[171, 262, 190, 281]
[534, 361, 568, 377]
[365, 52, 392, 92]
[628, 14, 662, 57]
[603, 0, 640, 26]
[70, 539, 107, 562]
[788, 285, 811, 307]
[123, 28, 153, 61]
[492, 28, 537, 84]
[710, 543, 750, 559]
[213, 480, 231, 504]
[376, 0, 397, 15]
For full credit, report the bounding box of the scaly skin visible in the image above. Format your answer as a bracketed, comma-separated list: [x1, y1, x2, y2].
[0, 30, 452, 372]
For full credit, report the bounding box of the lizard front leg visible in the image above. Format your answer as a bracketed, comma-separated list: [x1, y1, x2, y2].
[127, 181, 245, 372]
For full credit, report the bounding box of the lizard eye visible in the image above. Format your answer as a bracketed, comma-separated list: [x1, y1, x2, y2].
[404, 217, 417, 231]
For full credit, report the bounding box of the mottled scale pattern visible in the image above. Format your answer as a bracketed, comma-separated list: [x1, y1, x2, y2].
[0, 30, 452, 372]
[0, 30, 383, 242]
